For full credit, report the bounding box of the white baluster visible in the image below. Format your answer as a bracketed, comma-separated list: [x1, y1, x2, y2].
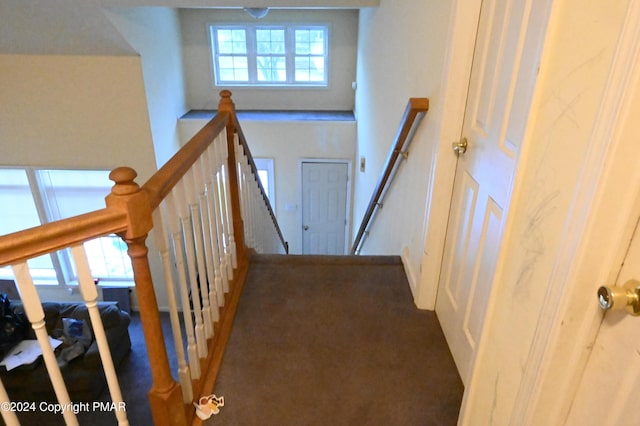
[0, 380, 19, 425]
[185, 169, 213, 339]
[236, 143, 251, 248]
[175, 180, 207, 359]
[251, 182, 260, 251]
[258, 190, 269, 252]
[246, 167, 256, 250]
[212, 141, 230, 294]
[196, 156, 220, 322]
[236, 152, 247, 245]
[151, 208, 193, 403]
[252, 182, 259, 251]
[71, 245, 129, 425]
[12, 262, 79, 426]
[205, 145, 228, 307]
[222, 133, 237, 271]
[165, 192, 201, 378]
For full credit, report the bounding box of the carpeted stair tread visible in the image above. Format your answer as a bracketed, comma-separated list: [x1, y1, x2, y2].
[250, 253, 402, 265]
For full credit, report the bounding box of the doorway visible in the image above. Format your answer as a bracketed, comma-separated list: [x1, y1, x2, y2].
[300, 160, 350, 255]
[435, 0, 551, 385]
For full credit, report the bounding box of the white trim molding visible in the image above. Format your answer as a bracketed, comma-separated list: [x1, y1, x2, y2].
[415, 0, 484, 310]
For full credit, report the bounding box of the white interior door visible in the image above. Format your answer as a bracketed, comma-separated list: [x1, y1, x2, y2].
[435, 0, 547, 384]
[565, 216, 640, 425]
[301, 161, 348, 255]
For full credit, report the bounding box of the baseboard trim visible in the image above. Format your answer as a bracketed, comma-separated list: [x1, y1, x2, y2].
[401, 247, 420, 304]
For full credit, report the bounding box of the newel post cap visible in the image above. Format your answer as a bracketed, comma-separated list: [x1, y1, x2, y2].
[106, 166, 152, 239]
[218, 90, 235, 113]
[109, 167, 140, 196]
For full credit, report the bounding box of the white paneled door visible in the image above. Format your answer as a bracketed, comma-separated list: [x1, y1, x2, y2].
[566, 217, 640, 425]
[301, 161, 348, 255]
[435, 0, 547, 384]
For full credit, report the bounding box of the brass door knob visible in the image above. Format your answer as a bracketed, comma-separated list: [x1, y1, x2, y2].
[597, 279, 640, 315]
[452, 137, 468, 155]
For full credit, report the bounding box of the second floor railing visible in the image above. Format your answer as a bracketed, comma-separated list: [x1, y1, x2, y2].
[0, 90, 287, 426]
[351, 97, 429, 255]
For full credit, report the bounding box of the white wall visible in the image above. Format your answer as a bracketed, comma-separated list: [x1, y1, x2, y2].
[0, 54, 167, 310]
[0, 55, 156, 178]
[180, 8, 358, 111]
[353, 0, 452, 293]
[179, 118, 357, 254]
[105, 7, 189, 166]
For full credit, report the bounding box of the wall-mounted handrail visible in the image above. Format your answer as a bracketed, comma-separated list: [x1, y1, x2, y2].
[351, 97, 429, 254]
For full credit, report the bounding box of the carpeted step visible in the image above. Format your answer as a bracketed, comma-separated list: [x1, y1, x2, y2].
[250, 253, 401, 265]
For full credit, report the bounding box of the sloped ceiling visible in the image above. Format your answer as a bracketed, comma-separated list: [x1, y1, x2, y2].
[0, 0, 137, 55]
[0, 0, 378, 55]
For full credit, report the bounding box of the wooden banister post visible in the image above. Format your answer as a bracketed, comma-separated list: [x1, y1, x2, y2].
[218, 90, 246, 261]
[106, 167, 187, 426]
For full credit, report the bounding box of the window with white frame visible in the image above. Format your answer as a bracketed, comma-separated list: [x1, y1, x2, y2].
[254, 158, 275, 212]
[210, 23, 329, 86]
[0, 168, 133, 285]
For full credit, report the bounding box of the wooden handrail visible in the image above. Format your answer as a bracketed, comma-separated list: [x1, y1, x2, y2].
[351, 97, 429, 255]
[219, 90, 289, 254]
[0, 91, 288, 425]
[0, 208, 127, 267]
[0, 109, 231, 269]
[142, 113, 229, 210]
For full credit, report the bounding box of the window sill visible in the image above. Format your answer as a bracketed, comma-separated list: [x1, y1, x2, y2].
[181, 109, 355, 122]
[95, 281, 134, 288]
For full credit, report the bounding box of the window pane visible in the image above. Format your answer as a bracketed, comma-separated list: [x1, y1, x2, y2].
[295, 56, 325, 82]
[295, 29, 310, 54]
[82, 236, 132, 280]
[38, 169, 133, 281]
[257, 170, 269, 195]
[256, 29, 285, 54]
[295, 57, 311, 81]
[257, 56, 286, 81]
[0, 169, 40, 235]
[216, 29, 247, 54]
[310, 57, 325, 81]
[295, 29, 325, 55]
[310, 30, 325, 54]
[218, 56, 249, 82]
[39, 169, 111, 219]
[254, 158, 275, 212]
[0, 169, 56, 281]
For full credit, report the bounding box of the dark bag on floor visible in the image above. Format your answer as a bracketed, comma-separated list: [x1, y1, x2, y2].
[0, 292, 27, 359]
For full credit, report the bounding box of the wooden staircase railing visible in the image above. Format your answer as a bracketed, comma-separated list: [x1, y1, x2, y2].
[351, 97, 429, 255]
[0, 91, 287, 426]
[222, 93, 289, 255]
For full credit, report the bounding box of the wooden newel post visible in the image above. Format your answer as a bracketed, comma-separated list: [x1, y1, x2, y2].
[218, 90, 247, 262]
[106, 167, 187, 426]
